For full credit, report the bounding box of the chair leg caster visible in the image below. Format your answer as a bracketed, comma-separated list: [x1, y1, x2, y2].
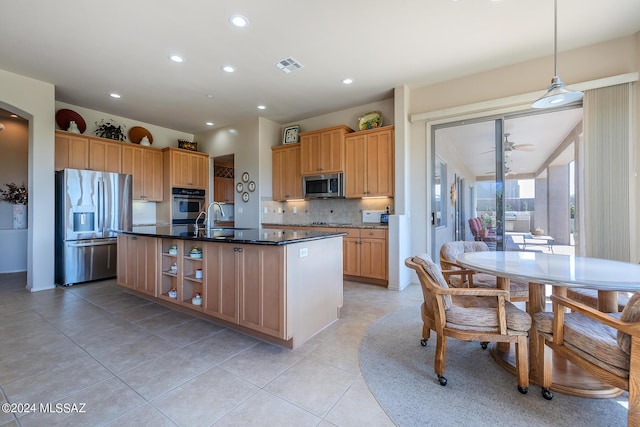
[437, 375, 447, 386]
[420, 339, 428, 347]
[518, 385, 528, 394]
[541, 388, 553, 400]
[480, 342, 488, 350]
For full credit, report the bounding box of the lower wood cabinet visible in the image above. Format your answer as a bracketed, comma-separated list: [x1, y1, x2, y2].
[341, 228, 388, 282]
[117, 234, 157, 296]
[203, 243, 239, 323]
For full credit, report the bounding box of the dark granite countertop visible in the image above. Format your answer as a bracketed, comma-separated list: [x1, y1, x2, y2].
[121, 225, 346, 245]
[262, 222, 388, 230]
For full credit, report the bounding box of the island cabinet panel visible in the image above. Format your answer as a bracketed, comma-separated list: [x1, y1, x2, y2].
[55, 132, 89, 171]
[299, 125, 353, 175]
[272, 143, 302, 201]
[239, 245, 286, 339]
[202, 243, 239, 323]
[89, 139, 121, 173]
[117, 234, 157, 296]
[344, 126, 394, 198]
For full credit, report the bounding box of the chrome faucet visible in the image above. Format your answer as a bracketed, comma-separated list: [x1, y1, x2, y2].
[194, 210, 206, 230]
[206, 202, 225, 228]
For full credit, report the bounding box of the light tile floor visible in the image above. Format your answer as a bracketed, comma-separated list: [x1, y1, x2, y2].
[0, 272, 423, 426]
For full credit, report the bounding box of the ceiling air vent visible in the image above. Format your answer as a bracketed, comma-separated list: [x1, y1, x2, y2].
[275, 57, 304, 74]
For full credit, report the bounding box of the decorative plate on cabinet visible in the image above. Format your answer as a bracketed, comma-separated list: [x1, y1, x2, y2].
[129, 126, 153, 144]
[357, 111, 383, 131]
[55, 109, 87, 133]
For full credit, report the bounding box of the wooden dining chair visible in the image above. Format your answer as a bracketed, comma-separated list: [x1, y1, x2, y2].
[439, 241, 529, 303]
[405, 254, 531, 393]
[533, 291, 640, 425]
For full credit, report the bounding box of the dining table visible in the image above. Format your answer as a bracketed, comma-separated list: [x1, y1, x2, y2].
[456, 250, 640, 399]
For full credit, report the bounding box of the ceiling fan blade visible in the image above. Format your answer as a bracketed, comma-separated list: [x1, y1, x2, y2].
[513, 144, 535, 151]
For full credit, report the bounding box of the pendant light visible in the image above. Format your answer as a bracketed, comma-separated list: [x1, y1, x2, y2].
[532, 0, 583, 108]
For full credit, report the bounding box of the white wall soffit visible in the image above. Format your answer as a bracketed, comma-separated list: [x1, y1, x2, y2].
[410, 72, 639, 125]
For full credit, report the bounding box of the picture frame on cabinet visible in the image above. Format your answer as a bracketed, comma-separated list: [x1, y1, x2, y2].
[282, 125, 300, 145]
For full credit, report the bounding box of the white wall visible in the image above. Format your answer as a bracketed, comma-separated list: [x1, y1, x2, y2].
[284, 99, 394, 133]
[0, 69, 55, 291]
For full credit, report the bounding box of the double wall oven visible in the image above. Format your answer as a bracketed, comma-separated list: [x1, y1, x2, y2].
[171, 187, 205, 224]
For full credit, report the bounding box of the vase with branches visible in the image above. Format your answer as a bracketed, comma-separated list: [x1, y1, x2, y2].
[94, 119, 126, 141]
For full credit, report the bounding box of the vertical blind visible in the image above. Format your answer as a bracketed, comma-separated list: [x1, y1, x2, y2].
[583, 83, 634, 261]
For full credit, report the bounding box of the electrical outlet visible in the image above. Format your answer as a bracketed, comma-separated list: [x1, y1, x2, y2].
[277, 207, 282, 213]
[264, 207, 268, 214]
[299, 248, 308, 258]
[293, 207, 297, 214]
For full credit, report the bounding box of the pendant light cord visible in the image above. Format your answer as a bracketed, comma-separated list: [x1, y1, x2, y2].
[553, 0, 558, 77]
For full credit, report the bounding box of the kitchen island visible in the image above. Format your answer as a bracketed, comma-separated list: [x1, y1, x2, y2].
[117, 225, 345, 349]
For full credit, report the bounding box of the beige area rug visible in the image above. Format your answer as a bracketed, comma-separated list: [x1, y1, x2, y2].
[359, 305, 627, 427]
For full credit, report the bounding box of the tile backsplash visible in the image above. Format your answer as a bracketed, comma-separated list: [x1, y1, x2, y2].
[261, 197, 393, 226]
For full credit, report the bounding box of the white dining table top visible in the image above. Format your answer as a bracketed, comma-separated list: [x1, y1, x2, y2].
[456, 251, 640, 291]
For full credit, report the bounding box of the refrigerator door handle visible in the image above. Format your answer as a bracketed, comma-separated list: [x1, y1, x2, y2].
[98, 178, 104, 232]
[67, 240, 117, 248]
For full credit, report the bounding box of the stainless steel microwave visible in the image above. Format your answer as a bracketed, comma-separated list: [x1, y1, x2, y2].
[303, 173, 344, 199]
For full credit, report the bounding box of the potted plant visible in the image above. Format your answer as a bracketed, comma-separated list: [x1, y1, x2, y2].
[94, 119, 126, 141]
[0, 182, 28, 229]
[480, 214, 495, 237]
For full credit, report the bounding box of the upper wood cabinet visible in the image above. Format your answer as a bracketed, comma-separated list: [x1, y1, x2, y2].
[89, 139, 121, 173]
[344, 126, 394, 198]
[55, 132, 89, 170]
[121, 145, 163, 201]
[300, 125, 353, 175]
[272, 143, 302, 201]
[164, 147, 208, 189]
[214, 178, 235, 203]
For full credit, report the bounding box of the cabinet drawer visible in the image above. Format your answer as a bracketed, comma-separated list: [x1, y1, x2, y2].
[360, 229, 387, 239]
[340, 228, 360, 238]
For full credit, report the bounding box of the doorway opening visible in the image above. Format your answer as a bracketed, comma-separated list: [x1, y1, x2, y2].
[431, 106, 582, 258]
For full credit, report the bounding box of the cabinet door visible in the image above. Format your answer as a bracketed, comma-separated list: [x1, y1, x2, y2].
[192, 155, 208, 189]
[343, 237, 360, 276]
[170, 150, 191, 187]
[320, 128, 345, 173]
[224, 178, 235, 202]
[300, 133, 322, 175]
[121, 146, 145, 200]
[89, 139, 121, 173]
[272, 145, 302, 201]
[203, 243, 239, 323]
[55, 133, 89, 170]
[359, 230, 388, 280]
[365, 129, 394, 197]
[143, 149, 163, 201]
[214, 178, 234, 202]
[345, 134, 367, 198]
[239, 245, 286, 339]
[135, 236, 157, 296]
[117, 234, 134, 289]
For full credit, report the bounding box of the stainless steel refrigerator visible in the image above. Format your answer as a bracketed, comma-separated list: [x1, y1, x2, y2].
[55, 168, 132, 286]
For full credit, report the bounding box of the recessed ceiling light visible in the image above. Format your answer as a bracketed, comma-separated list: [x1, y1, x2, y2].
[10, 114, 18, 118]
[205, 94, 214, 99]
[229, 15, 249, 28]
[257, 105, 266, 110]
[206, 122, 214, 126]
[109, 93, 121, 99]
[341, 78, 355, 85]
[229, 129, 238, 135]
[169, 54, 184, 63]
[221, 65, 236, 73]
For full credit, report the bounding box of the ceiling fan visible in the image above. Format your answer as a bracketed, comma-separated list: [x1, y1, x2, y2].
[482, 133, 535, 155]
